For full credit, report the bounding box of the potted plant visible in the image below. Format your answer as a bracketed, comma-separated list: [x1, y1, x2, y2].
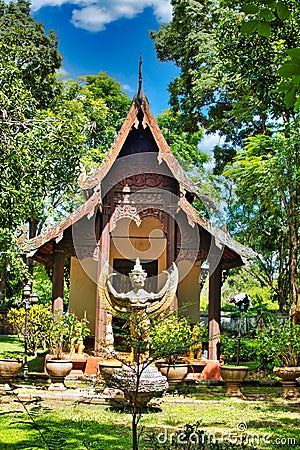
[220, 293, 251, 397]
[256, 320, 300, 398]
[0, 352, 23, 392]
[43, 310, 90, 390]
[150, 310, 204, 385]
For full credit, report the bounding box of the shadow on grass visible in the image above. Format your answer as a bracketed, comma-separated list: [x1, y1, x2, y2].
[0, 336, 22, 345]
[0, 410, 134, 449]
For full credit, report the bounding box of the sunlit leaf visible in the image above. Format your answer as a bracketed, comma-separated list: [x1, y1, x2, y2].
[257, 21, 271, 37]
[240, 4, 259, 14]
[276, 0, 291, 19]
[241, 20, 259, 34]
[278, 63, 300, 78]
[286, 48, 300, 61]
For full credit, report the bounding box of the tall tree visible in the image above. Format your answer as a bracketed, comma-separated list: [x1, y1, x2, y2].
[151, 0, 300, 314]
[0, 0, 62, 109]
[151, 0, 300, 169]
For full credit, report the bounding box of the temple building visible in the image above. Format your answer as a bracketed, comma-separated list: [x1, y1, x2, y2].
[20, 77, 255, 360]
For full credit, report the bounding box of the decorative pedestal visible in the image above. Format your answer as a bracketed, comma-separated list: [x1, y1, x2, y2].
[113, 364, 168, 411]
[68, 357, 87, 377]
[273, 367, 300, 399]
[220, 366, 248, 397]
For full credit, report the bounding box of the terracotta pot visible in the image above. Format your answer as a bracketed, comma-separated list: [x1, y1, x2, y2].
[156, 362, 189, 385]
[273, 366, 300, 399]
[46, 359, 73, 391]
[220, 365, 248, 397]
[0, 359, 22, 392]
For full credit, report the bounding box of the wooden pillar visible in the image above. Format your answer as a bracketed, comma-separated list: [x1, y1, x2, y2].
[208, 251, 222, 360]
[52, 249, 64, 313]
[94, 207, 110, 351]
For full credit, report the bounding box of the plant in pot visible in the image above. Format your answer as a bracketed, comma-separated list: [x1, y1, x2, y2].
[220, 293, 251, 397]
[256, 320, 300, 398]
[0, 352, 23, 392]
[150, 310, 203, 386]
[42, 310, 90, 390]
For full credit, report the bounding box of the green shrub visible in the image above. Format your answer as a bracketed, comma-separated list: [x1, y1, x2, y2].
[256, 320, 300, 371]
[220, 334, 260, 364]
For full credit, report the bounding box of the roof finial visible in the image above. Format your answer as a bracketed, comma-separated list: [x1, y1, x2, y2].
[137, 55, 143, 100]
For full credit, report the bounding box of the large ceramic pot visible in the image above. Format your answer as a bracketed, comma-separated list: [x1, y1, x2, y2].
[220, 365, 248, 397]
[99, 360, 123, 383]
[156, 362, 189, 386]
[273, 367, 300, 399]
[0, 359, 23, 392]
[45, 359, 73, 391]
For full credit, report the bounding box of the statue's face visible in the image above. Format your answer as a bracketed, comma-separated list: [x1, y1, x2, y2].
[130, 272, 146, 288]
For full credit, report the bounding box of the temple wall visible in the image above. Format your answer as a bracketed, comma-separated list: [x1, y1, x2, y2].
[110, 217, 167, 289]
[69, 257, 97, 335]
[177, 260, 201, 323]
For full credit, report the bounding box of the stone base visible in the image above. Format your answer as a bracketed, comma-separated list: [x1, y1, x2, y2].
[281, 381, 299, 399]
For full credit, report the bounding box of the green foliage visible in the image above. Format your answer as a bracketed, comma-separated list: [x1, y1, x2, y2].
[7, 304, 52, 355]
[238, 0, 300, 107]
[0, 0, 62, 109]
[42, 310, 90, 359]
[224, 127, 299, 311]
[150, 310, 207, 364]
[256, 320, 300, 370]
[7, 306, 90, 358]
[221, 335, 260, 365]
[64, 72, 131, 172]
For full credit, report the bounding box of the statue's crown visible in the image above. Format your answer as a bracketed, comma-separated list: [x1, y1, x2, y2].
[129, 258, 147, 277]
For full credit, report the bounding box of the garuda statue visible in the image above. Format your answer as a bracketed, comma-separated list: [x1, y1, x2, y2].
[98, 258, 178, 359]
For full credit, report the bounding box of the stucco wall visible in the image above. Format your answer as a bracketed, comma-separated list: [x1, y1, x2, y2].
[177, 260, 201, 323]
[69, 257, 97, 335]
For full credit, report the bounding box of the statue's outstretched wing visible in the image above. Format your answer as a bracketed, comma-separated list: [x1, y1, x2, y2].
[98, 262, 127, 315]
[146, 263, 178, 316]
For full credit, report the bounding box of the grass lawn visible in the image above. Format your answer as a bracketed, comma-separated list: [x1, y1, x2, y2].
[0, 335, 45, 373]
[0, 336, 299, 449]
[0, 388, 299, 449]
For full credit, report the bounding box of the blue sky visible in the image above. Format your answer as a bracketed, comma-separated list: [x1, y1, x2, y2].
[31, 1, 179, 117]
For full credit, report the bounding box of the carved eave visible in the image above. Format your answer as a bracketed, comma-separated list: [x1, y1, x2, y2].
[18, 190, 101, 256]
[178, 197, 257, 268]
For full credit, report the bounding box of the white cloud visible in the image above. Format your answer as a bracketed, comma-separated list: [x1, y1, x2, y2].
[121, 83, 135, 93]
[31, 0, 172, 32]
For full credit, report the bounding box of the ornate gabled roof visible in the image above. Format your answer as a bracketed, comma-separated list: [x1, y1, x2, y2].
[78, 96, 204, 200]
[18, 92, 256, 267]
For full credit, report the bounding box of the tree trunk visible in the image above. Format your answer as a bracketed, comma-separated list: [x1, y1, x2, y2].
[27, 219, 38, 278]
[132, 413, 138, 450]
[289, 221, 299, 325]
